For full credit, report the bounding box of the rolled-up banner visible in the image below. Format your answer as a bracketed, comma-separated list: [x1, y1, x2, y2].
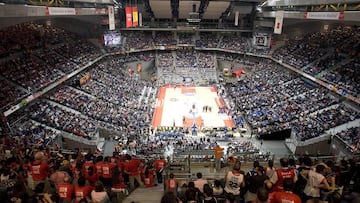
[235, 11, 239, 26]
[108, 5, 115, 30]
[139, 12, 142, 27]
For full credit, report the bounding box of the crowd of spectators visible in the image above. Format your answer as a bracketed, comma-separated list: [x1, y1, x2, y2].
[107, 31, 269, 55]
[48, 86, 127, 131]
[1, 130, 359, 203]
[291, 104, 359, 140]
[334, 127, 360, 152]
[122, 31, 153, 51]
[273, 26, 357, 69]
[0, 22, 102, 110]
[1, 22, 360, 203]
[0, 55, 64, 91]
[195, 33, 219, 48]
[178, 33, 194, 45]
[0, 78, 28, 111]
[153, 32, 177, 46]
[28, 100, 98, 139]
[175, 50, 197, 68]
[33, 49, 79, 74]
[273, 40, 327, 68]
[302, 52, 346, 76]
[1, 22, 359, 169]
[156, 50, 218, 85]
[1, 35, 358, 146]
[272, 26, 359, 97]
[198, 52, 215, 69]
[0, 22, 77, 57]
[50, 39, 101, 67]
[219, 35, 250, 53]
[222, 55, 359, 142]
[217, 52, 257, 67]
[77, 56, 155, 134]
[322, 57, 360, 96]
[226, 140, 259, 155]
[157, 52, 177, 85]
[12, 119, 59, 147]
[24, 56, 156, 139]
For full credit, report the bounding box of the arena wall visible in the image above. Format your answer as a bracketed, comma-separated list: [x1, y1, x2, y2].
[295, 139, 331, 156]
[62, 136, 97, 152]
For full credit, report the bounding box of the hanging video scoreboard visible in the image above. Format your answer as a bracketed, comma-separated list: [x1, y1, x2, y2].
[104, 32, 121, 47]
[252, 32, 271, 49]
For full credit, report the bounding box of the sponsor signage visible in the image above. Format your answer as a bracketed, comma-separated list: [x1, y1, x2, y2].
[125, 6, 132, 28]
[46, 7, 77, 15]
[132, 7, 138, 27]
[304, 12, 344, 20]
[274, 10, 284, 34]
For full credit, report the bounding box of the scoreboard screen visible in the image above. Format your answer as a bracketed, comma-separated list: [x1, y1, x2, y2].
[104, 33, 121, 46]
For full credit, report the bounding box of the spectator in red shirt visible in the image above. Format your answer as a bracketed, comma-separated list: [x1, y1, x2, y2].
[270, 178, 301, 203]
[272, 158, 297, 192]
[57, 176, 74, 202]
[94, 156, 104, 179]
[84, 166, 97, 187]
[101, 157, 114, 187]
[111, 166, 128, 200]
[124, 154, 144, 190]
[74, 176, 93, 203]
[165, 173, 177, 193]
[82, 155, 94, 178]
[152, 155, 167, 184]
[29, 151, 50, 191]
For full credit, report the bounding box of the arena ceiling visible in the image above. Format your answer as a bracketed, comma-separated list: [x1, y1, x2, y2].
[136, 0, 263, 20]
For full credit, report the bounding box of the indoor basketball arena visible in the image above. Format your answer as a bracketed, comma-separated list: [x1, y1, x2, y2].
[0, 0, 359, 203]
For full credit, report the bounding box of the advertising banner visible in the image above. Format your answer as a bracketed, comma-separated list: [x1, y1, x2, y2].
[304, 12, 344, 20]
[132, 7, 138, 27]
[46, 7, 77, 16]
[126, 6, 133, 28]
[274, 10, 284, 34]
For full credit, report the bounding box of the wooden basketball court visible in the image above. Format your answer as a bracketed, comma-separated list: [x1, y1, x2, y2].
[152, 85, 235, 128]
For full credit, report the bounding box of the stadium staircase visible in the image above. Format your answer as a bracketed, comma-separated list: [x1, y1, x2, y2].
[268, 40, 286, 55]
[300, 49, 334, 72]
[138, 86, 148, 106]
[286, 117, 360, 156]
[138, 86, 156, 108]
[67, 85, 97, 99]
[0, 74, 30, 96]
[45, 99, 84, 116]
[326, 118, 360, 136]
[217, 36, 223, 48]
[29, 119, 99, 150]
[145, 86, 154, 106]
[316, 56, 353, 78]
[87, 39, 106, 54]
[308, 103, 340, 116]
[28, 119, 62, 134]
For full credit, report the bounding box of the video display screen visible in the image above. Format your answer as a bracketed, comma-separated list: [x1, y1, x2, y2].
[104, 33, 121, 46]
